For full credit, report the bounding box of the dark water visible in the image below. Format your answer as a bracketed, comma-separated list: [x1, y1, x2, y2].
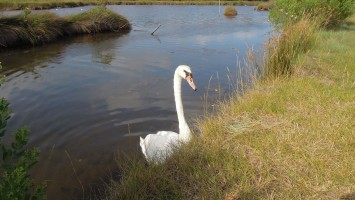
[0, 5, 272, 199]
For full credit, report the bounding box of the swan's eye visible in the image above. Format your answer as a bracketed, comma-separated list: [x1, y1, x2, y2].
[183, 70, 193, 79]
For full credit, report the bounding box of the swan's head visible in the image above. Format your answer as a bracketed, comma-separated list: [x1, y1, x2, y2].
[176, 65, 197, 91]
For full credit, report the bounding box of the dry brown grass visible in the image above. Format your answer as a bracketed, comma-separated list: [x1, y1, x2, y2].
[224, 5, 238, 17]
[262, 18, 319, 78]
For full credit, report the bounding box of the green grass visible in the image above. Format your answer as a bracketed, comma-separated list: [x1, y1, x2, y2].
[0, 0, 268, 10]
[103, 14, 355, 200]
[269, 0, 354, 28]
[0, 6, 130, 48]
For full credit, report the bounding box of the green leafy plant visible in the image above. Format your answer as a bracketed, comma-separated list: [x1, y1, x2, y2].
[270, 0, 354, 27]
[0, 62, 47, 200]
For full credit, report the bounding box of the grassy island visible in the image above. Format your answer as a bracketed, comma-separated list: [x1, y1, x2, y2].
[0, 6, 131, 49]
[103, 1, 355, 199]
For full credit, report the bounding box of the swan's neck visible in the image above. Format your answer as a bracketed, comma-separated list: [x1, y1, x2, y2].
[174, 71, 191, 142]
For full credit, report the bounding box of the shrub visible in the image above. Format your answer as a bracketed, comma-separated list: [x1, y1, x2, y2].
[270, 0, 354, 27]
[224, 5, 238, 17]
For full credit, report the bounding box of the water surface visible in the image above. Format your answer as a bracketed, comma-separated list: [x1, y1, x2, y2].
[0, 5, 271, 199]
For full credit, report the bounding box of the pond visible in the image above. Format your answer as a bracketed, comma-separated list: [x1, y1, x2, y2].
[0, 5, 272, 199]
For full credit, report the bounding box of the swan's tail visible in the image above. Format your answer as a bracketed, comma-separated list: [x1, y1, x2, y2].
[140, 137, 147, 159]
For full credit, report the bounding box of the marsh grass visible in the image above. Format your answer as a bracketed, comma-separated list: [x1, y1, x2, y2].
[224, 5, 238, 16]
[261, 17, 319, 78]
[0, 6, 130, 48]
[67, 6, 130, 34]
[104, 13, 355, 200]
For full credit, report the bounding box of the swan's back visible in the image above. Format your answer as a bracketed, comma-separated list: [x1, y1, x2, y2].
[140, 131, 179, 163]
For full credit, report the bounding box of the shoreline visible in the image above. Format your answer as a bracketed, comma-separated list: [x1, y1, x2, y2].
[0, 1, 265, 10]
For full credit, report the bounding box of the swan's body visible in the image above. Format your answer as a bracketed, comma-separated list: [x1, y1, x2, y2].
[140, 65, 197, 163]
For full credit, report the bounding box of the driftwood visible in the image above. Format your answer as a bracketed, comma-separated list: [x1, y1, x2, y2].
[151, 24, 161, 35]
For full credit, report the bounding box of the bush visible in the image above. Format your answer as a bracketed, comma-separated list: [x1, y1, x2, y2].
[224, 5, 238, 17]
[270, 0, 354, 27]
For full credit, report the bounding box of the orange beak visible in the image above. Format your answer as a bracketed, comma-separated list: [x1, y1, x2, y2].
[186, 76, 197, 91]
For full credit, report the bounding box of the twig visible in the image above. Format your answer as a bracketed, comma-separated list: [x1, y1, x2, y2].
[49, 144, 55, 160]
[65, 150, 84, 199]
[119, 23, 128, 29]
[151, 24, 161, 35]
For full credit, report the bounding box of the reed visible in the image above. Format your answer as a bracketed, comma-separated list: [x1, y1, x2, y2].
[261, 17, 319, 78]
[0, 6, 130, 48]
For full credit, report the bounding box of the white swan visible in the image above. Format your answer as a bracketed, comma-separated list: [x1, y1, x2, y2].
[140, 65, 197, 163]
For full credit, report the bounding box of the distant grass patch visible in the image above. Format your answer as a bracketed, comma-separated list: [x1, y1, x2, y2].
[224, 5, 238, 16]
[0, 6, 130, 48]
[255, 1, 273, 11]
[0, 0, 268, 10]
[67, 6, 130, 34]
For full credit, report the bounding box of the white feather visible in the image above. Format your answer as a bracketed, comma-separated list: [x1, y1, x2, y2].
[139, 65, 195, 163]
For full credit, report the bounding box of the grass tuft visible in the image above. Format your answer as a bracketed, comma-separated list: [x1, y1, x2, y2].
[224, 5, 238, 17]
[261, 17, 319, 78]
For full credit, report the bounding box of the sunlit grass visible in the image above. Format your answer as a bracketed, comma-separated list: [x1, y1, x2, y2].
[262, 17, 319, 78]
[104, 14, 355, 200]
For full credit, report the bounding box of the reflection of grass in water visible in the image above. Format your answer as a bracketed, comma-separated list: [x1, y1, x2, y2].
[0, 6, 131, 49]
[95, 51, 113, 64]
